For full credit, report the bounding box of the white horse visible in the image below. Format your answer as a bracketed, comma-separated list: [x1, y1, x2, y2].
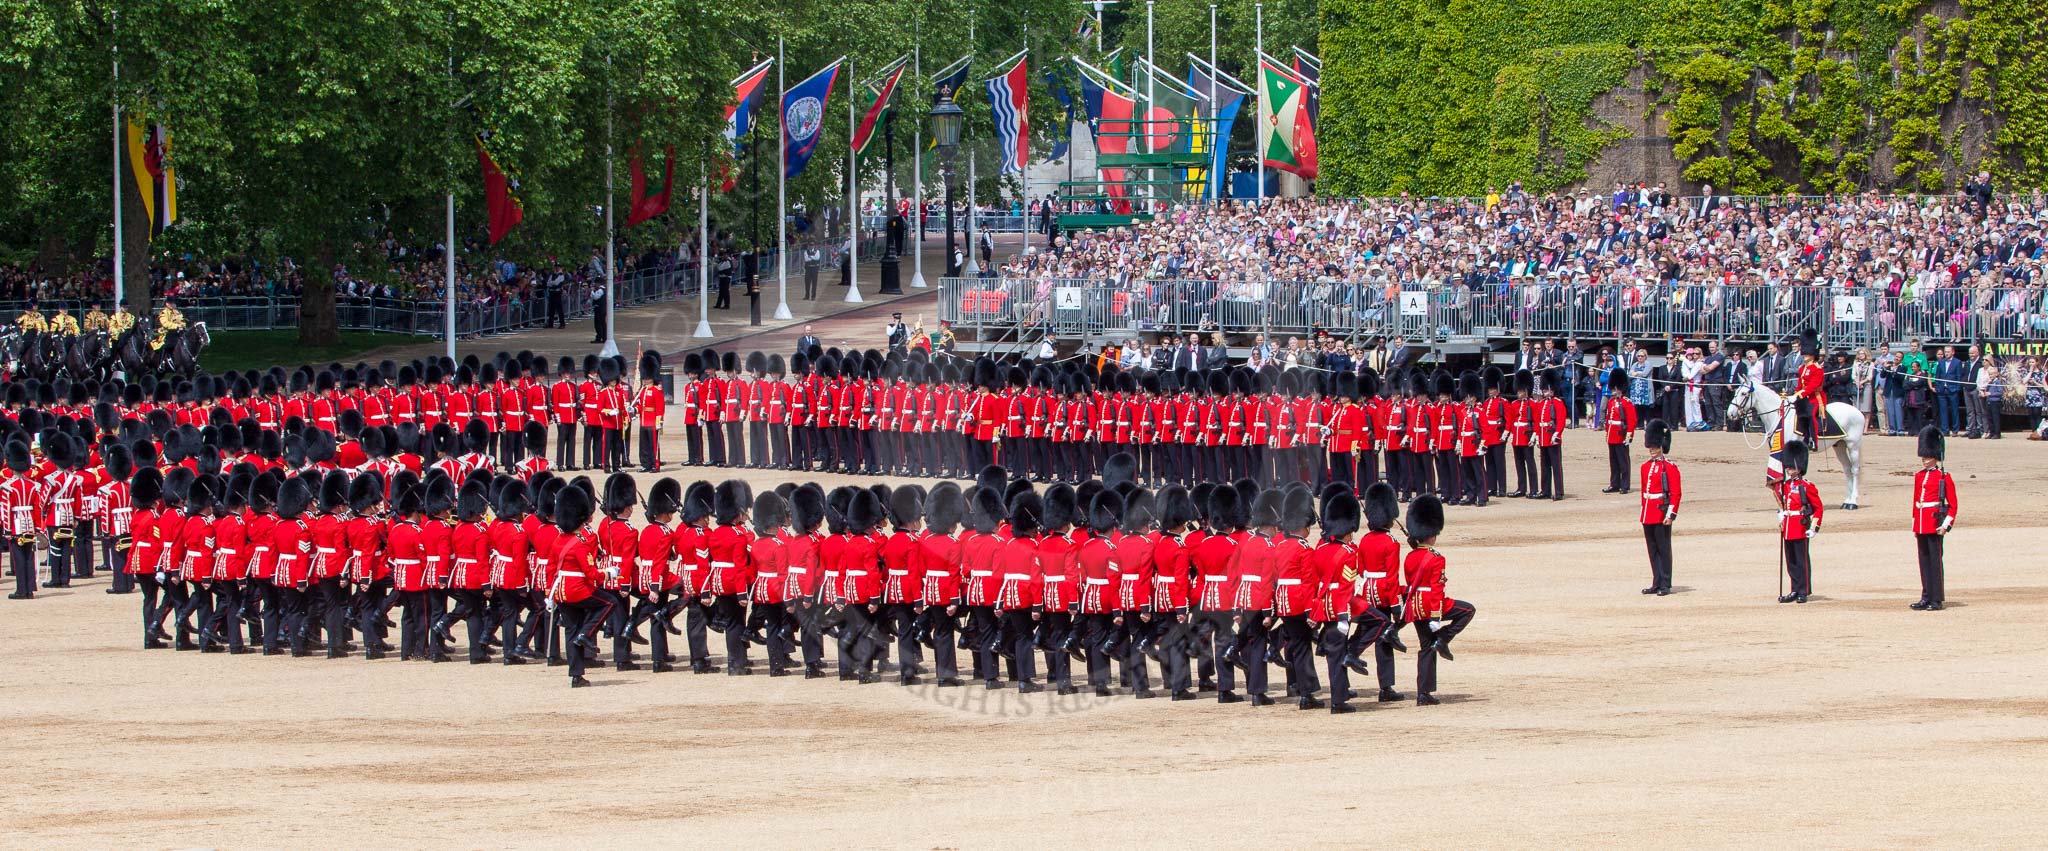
[1727, 375, 1867, 509]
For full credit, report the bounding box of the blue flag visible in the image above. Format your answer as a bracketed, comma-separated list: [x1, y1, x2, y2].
[783, 60, 842, 179]
[1045, 71, 1074, 162]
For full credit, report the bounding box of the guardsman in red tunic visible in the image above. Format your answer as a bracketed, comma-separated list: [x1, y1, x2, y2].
[125, 467, 165, 642]
[578, 356, 606, 469]
[1534, 374, 1568, 500]
[244, 472, 280, 653]
[516, 424, 551, 481]
[97, 445, 137, 596]
[1774, 440, 1823, 604]
[1639, 420, 1681, 596]
[480, 476, 534, 655]
[1455, 373, 1489, 506]
[1406, 372, 1436, 500]
[745, 491, 794, 674]
[636, 352, 667, 472]
[671, 483, 716, 672]
[1481, 367, 1509, 496]
[969, 359, 1007, 472]
[346, 474, 391, 658]
[1402, 495, 1475, 706]
[439, 478, 495, 663]
[785, 485, 830, 677]
[1430, 372, 1460, 502]
[2, 440, 47, 601]
[633, 478, 680, 671]
[766, 355, 793, 471]
[417, 476, 457, 661]
[707, 480, 757, 674]
[499, 362, 527, 466]
[1909, 425, 1956, 610]
[996, 491, 1045, 692]
[271, 473, 318, 657]
[306, 471, 354, 658]
[551, 356, 581, 468]
[1225, 490, 1281, 706]
[1507, 370, 1536, 496]
[1144, 486, 1197, 698]
[1353, 482, 1407, 700]
[1311, 489, 1363, 714]
[836, 489, 886, 682]
[1270, 488, 1322, 710]
[1192, 484, 1246, 701]
[913, 483, 966, 686]
[1074, 490, 1122, 696]
[879, 487, 926, 684]
[549, 484, 609, 688]
[1107, 480, 1157, 698]
[1602, 367, 1638, 494]
[596, 473, 641, 670]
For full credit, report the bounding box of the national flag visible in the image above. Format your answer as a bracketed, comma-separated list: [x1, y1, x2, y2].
[1045, 71, 1075, 162]
[1134, 59, 1197, 154]
[984, 51, 1030, 174]
[1257, 55, 1318, 179]
[1104, 48, 1128, 84]
[724, 59, 774, 152]
[852, 58, 908, 159]
[625, 146, 673, 228]
[1074, 58, 1134, 155]
[125, 121, 177, 238]
[475, 135, 524, 245]
[1074, 13, 1095, 40]
[782, 59, 842, 179]
[1188, 58, 1249, 199]
[930, 55, 972, 106]
[1293, 46, 1322, 131]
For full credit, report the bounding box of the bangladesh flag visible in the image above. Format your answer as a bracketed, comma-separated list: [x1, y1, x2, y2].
[1136, 71, 1198, 154]
[1257, 58, 1317, 179]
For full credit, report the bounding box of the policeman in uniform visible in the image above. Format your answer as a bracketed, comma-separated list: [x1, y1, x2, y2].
[16, 301, 49, 335]
[1909, 425, 1956, 610]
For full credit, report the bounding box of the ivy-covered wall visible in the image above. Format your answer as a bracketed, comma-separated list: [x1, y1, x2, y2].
[1318, 0, 2048, 195]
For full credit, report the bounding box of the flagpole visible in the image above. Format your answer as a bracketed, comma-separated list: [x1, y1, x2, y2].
[695, 161, 712, 337]
[600, 54, 620, 359]
[1209, 2, 1219, 202]
[911, 27, 926, 289]
[1021, 25, 1030, 250]
[1147, 0, 1156, 213]
[845, 57, 864, 304]
[110, 10, 124, 309]
[1255, 1, 1265, 205]
[444, 34, 457, 361]
[774, 38, 795, 320]
[962, 11, 978, 278]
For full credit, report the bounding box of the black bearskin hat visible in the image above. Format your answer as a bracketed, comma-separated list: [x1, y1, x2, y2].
[751, 491, 788, 536]
[1157, 485, 1197, 533]
[790, 484, 827, 534]
[1406, 494, 1445, 545]
[1282, 487, 1316, 534]
[888, 485, 925, 529]
[1645, 419, 1672, 453]
[1207, 484, 1245, 531]
[349, 471, 384, 514]
[681, 481, 715, 525]
[1101, 451, 1137, 490]
[602, 472, 639, 516]
[1781, 439, 1809, 475]
[1042, 482, 1078, 531]
[1917, 424, 1944, 461]
[646, 478, 682, 518]
[926, 482, 964, 535]
[1364, 481, 1399, 533]
[1007, 490, 1043, 537]
[847, 488, 884, 534]
[1087, 491, 1122, 535]
[1249, 489, 1284, 529]
[276, 474, 315, 520]
[553, 482, 595, 533]
[1322, 489, 1361, 540]
[715, 479, 752, 525]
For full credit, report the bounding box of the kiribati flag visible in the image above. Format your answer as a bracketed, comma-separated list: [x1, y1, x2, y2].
[984, 51, 1030, 174]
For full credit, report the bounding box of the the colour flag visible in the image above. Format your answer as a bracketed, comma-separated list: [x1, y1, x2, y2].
[475, 135, 524, 244]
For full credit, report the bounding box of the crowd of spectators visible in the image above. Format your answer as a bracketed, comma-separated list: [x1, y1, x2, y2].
[979, 183, 2048, 344]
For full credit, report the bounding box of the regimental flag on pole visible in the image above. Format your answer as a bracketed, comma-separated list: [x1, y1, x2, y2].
[475, 134, 524, 245]
[1188, 55, 1250, 200]
[852, 56, 908, 160]
[625, 146, 674, 228]
[782, 58, 842, 179]
[984, 50, 1030, 175]
[125, 120, 176, 239]
[1045, 71, 1075, 162]
[1256, 54, 1318, 180]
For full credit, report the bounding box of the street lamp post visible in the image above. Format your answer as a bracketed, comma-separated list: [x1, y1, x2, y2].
[931, 93, 964, 279]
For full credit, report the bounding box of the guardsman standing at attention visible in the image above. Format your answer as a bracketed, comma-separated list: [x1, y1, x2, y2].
[1602, 366, 1636, 494]
[1773, 439, 1822, 604]
[1909, 425, 1956, 611]
[636, 352, 666, 472]
[1638, 419, 1681, 596]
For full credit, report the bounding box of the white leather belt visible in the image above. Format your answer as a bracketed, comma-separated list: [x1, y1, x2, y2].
[971, 571, 994, 577]
[218, 549, 239, 556]
[1914, 501, 1943, 507]
[924, 570, 950, 577]
[1042, 575, 1067, 582]
[391, 559, 421, 565]
[1642, 492, 1665, 498]
[1239, 574, 1263, 582]
[637, 559, 658, 568]
[1778, 510, 1802, 517]
[1002, 573, 1030, 580]
[560, 571, 586, 577]
[1417, 586, 1434, 592]
[1202, 575, 1226, 582]
[887, 569, 909, 576]
[1085, 578, 1110, 585]
[1276, 578, 1302, 586]
[710, 561, 735, 568]
[317, 547, 339, 554]
[787, 567, 808, 574]
[1363, 571, 1387, 579]
[845, 570, 868, 577]
[1119, 573, 1142, 580]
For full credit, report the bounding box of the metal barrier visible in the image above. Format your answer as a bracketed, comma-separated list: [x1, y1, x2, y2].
[939, 278, 2048, 351]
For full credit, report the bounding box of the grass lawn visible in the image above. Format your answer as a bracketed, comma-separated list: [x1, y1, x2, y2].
[198, 330, 425, 374]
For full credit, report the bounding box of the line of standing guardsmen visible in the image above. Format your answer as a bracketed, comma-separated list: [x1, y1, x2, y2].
[27, 386, 1478, 711]
[673, 345, 1577, 508]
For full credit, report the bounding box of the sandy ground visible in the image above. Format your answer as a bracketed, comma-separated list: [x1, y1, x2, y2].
[4, 427, 2047, 849]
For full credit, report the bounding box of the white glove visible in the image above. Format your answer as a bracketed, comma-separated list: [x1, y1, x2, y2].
[1937, 519, 1953, 535]
[1334, 620, 1353, 637]
[1428, 619, 1445, 632]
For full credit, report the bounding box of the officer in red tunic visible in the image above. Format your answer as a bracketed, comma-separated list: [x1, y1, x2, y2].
[1403, 494, 1476, 706]
[1533, 374, 1567, 500]
[1774, 440, 1823, 604]
[1910, 425, 1956, 610]
[1788, 329, 1827, 444]
[636, 352, 666, 472]
[1638, 419, 1681, 595]
[1602, 366, 1637, 494]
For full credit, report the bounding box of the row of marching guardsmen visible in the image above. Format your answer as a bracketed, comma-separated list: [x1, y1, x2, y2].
[88, 427, 1476, 711]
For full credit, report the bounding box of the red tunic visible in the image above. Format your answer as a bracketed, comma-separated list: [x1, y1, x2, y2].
[1110, 530, 1155, 611]
[1271, 535, 1317, 617]
[1605, 397, 1637, 445]
[916, 530, 963, 605]
[1776, 477, 1824, 540]
[1639, 458, 1683, 524]
[880, 529, 923, 604]
[1910, 467, 1959, 535]
[489, 518, 532, 589]
[836, 530, 884, 603]
[993, 534, 1041, 610]
[1355, 530, 1403, 611]
[1402, 546, 1449, 622]
[1309, 540, 1356, 622]
[552, 529, 601, 604]
[1149, 532, 1191, 611]
[707, 524, 756, 596]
